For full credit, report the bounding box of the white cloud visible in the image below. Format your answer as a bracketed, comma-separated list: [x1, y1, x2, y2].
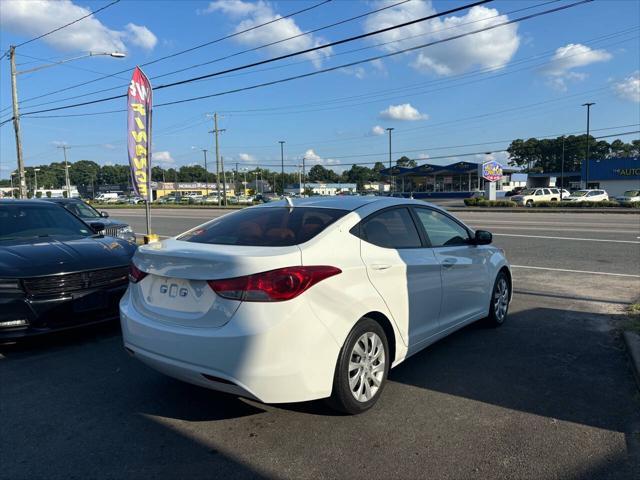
[125, 23, 157, 51]
[613, 71, 640, 103]
[200, 0, 331, 68]
[152, 151, 175, 167]
[238, 153, 256, 162]
[371, 125, 385, 136]
[364, 2, 520, 76]
[540, 43, 611, 91]
[0, 0, 156, 53]
[418, 153, 430, 160]
[303, 149, 340, 166]
[379, 103, 428, 121]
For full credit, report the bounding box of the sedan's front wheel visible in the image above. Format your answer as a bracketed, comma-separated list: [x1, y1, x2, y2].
[484, 270, 510, 327]
[328, 318, 389, 414]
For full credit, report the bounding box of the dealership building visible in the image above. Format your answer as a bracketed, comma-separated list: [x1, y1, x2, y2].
[525, 157, 639, 196]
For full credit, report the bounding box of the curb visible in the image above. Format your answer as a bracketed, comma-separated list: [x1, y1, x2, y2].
[623, 331, 640, 392]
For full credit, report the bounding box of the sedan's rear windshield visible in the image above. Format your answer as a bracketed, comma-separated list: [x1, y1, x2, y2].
[0, 204, 92, 240]
[178, 207, 348, 246]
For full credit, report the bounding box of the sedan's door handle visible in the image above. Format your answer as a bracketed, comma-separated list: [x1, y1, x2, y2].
[371, 264, 391, 271]
[442, 260, 455, 269]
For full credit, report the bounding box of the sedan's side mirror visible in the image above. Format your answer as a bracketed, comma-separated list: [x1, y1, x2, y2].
[474, 230, 492, 245]
[89, 222, 105, 233]
[100, 211, 109, 218]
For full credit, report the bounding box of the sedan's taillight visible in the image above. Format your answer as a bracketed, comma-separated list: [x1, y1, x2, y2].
[129, 263, 148, 283]
[207, 266, 341, 302]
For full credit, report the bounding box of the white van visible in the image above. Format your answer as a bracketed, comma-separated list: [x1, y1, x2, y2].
[95, 193, 120, 202]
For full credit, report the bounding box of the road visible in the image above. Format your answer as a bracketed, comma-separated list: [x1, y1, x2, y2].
[2, 207, 639, 479]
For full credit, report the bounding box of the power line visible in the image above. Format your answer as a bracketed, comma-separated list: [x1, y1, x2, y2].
[14, 0, 121, 48]
[11, 0, 416, 111]
[9, 0, 333, 108]
[17, 0, 495, 116]
[19, 0, 592, 117]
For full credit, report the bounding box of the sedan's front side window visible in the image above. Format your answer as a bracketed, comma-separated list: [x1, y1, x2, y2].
[414, 209, 470, 247]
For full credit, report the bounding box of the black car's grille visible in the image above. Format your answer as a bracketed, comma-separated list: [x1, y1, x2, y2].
[102, 225, 124, 237]
[22, 266, 129, 296]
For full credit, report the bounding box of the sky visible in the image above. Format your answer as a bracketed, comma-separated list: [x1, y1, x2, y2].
[0, 0, 639, 179]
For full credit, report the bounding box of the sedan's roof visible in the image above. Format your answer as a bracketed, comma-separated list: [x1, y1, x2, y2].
[259, 195, 435, 211]
[0, 199, 57, 207]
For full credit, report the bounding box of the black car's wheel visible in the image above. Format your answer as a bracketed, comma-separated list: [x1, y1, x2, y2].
[484, 270, 511, 327]
[328, 318, 389, 414]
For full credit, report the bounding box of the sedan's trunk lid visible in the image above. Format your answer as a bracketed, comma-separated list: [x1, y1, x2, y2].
[130, 239, 302, 328]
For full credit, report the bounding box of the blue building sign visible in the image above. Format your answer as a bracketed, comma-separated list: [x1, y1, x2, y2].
[581, 157, 640, 181]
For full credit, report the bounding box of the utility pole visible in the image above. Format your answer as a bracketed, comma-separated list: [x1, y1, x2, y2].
[560, 135, 565, 198]
[58, 145, 71, 197]
[34, 168, 40, 196]
[279, 141, 285, 196]
[221, 155, 227, 206]
[582, 102, 595, 189]
[302, 156, 306, 195]
[386, 127, 394, 193]
[208, 113, 225, 206]
[235, 162, 239, 195]
[202, 149, 209, 196]
[9, 46, 26, 199]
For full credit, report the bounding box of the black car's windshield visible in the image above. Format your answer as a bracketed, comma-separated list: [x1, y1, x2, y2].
[62, 201, 101, 219]
[0, 204, 93, 241]
[178, 207, 348, 246]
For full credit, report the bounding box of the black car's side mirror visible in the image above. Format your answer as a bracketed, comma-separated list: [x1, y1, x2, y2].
[474, 230, 492, 245]
[89, 222, 106, 233]
[100, 211, 109, 218]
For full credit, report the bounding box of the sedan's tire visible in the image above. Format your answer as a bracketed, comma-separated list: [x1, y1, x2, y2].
[525, 200, 533, 207]
[484, 270, 511, 327]
[327, 318, 389, 414]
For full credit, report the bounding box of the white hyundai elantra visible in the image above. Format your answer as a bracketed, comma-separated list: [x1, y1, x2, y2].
[120, 197, 511, 414]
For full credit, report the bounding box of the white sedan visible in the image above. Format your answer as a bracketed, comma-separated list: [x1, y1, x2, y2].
[120, 197, 511, 414]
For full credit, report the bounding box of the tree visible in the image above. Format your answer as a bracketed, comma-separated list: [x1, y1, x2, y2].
[308, 164, 330, 182]
[396, 156, 417, 168]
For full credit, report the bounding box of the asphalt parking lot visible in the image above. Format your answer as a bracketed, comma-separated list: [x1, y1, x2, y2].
[2, 208, 639, 479]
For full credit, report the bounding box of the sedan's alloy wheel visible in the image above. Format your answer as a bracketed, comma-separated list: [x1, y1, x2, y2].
[349, 332, 385, 402]
[493, 277, 509, 323]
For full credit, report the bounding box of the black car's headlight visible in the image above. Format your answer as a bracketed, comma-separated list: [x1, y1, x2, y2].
[0, 279, 23, 294]
[117, 225, 135, 239]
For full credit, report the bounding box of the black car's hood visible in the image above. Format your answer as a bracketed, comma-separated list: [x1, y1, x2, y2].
[0, 236, 136, 278]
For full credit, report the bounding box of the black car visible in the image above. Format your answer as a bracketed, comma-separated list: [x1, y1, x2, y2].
[0, 200, 137, 340]
[42, 197, 136, 243]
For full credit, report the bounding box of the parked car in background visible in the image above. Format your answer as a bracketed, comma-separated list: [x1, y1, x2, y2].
[510, 188, 561, 206]
[121, 197, 511, 414]
[158, 195, 180, 204]
[127, 196, 145, 204]
[43, 198, 136, 243]
[504, 187, 525, 197]
[203, 195, 220, 204]
[549, 187, 570, 199]
[615, 190, 640, 203]
[0, 200, 136, 341]
[237, 196, 255, 205]
[94, 192, 120, 202]
[564, 189, 609, 202]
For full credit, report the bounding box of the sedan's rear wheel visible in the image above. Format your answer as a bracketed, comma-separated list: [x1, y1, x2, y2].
[328, 318, 389, 414]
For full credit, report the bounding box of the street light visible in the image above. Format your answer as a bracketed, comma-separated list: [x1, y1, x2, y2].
[279, 141, 285, 196]
[9, 48, 126, 199]
[582, 102, 595, 189]
[33, 168, 40, 196]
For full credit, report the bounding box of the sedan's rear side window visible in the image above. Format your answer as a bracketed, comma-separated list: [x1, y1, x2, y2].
[353, 208, 422, 249]
[178, 207, 348, 246]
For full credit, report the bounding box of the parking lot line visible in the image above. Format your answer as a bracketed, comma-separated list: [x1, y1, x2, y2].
[511, 265, 640, 278]
[494, 233, 640, 244]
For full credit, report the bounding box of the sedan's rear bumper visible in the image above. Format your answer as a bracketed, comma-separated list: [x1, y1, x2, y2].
[120, 289, 341, 404]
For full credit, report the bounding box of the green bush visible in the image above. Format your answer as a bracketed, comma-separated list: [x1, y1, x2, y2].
[464, 198, 517, 207]
[535, 200, 624, 208]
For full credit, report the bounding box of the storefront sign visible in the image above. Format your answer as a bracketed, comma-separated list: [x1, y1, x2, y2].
[481, 161, 503, 182]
